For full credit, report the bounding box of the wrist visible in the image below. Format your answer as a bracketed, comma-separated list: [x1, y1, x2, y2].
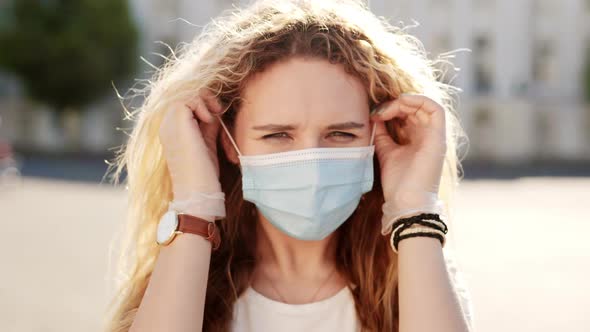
[388, 213, 448, 253]
[384, 190, 440, 210]
[169, 189, 226, 221]
[175, 212, 216, 223]
[173, 184, 222, 201]
[380, 196, 445, 235]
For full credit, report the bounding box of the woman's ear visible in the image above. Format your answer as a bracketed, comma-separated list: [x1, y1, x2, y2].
[219, 124, 240, 165]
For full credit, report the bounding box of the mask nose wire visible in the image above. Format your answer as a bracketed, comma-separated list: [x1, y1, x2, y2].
[216, 115, 243, 156]
[369, 121, 377, 146]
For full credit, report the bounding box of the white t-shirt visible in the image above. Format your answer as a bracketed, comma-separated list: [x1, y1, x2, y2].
[230, 251, 474, 332]
[231, 284, 359, 332]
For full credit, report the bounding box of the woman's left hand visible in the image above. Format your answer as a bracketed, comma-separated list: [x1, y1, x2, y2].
[370, 93, 447, 234]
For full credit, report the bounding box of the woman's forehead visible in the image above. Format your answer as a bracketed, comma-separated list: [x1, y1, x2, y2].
[239, 57, 369, 124]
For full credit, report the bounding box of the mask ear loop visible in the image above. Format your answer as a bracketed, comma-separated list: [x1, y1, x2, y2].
[369, 121, 377, 146]
[217, 115, 243, 157]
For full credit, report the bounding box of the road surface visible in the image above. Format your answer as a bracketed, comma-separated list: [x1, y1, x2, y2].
[0, 176, 588, 331]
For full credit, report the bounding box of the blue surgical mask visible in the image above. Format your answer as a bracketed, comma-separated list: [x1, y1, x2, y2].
[218, 118, 376, 241]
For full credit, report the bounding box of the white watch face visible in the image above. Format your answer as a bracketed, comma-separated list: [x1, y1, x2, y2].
[157, 210, 179, 245]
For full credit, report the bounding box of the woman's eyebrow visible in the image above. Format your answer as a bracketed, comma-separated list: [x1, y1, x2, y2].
[251, 124, 297, 131]
[251, 121, 365, 131]
[326, 122, 365, 130]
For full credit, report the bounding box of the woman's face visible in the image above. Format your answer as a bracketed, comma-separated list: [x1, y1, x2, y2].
[226, 57, 372, 158]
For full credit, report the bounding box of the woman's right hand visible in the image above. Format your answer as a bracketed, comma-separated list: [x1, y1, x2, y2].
[159, 89, 224, 201]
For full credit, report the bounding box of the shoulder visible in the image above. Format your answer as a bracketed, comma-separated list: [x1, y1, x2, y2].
[443, 249, 476, 331]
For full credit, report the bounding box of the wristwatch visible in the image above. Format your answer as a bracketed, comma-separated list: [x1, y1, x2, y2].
[156, 210, 221, 250]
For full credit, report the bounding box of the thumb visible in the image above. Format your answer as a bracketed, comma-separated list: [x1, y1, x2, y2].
[372, 119, 398, 164]
[201, 117, 221, 152]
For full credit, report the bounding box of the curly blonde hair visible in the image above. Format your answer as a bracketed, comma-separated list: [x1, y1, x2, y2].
[102, 0, 467, 331]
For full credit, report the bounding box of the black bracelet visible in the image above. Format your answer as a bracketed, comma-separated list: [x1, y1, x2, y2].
[392, 221, 445, 251]
[392, 222, 415, 249]
[389, 213, 448, 253]
[390, 212, 448, 235]
[394, 232, 445, 251]
[394, 219, 448, 235]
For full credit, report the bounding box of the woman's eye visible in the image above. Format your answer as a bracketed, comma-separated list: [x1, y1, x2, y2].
[328, 131, 356, 140]
[262, 131, 357, 141]
[262, 132, 291, 140]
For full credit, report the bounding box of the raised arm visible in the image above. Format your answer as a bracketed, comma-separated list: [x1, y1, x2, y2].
[397, 238, 473, 332]
[130, 225, 214, 332]
[130, 91, 225, 331]
[370, 94, 473, 331]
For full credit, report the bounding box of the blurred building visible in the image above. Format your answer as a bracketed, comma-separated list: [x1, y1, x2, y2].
[2, 0, 590, 163]
[129, 0, 590, 163]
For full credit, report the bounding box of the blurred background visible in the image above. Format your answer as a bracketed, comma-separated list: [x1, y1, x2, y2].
[0, 0, 588, 331]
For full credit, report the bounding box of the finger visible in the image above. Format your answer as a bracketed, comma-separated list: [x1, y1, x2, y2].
[372, 99, 428, 133]
[372, 119, 398, 164]
[398, 93, 440, 111]
[403, 94, 447, 133]
[187, 96, 215, 124]
[399, 103, 432, 128]
[370, 99, 406, 122]
[375, 94, 445, 131]
[373, 98, 424, 121]
[200, 89, 224, 115]
[200, 116, 221, 150]
[374, 94, 439, 116]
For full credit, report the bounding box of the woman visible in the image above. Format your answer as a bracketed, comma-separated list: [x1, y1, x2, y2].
[104, 0, 473, 331]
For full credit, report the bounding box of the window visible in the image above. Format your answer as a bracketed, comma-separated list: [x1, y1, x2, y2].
[473, 36, 494, 95]
[532, 40, 556, 84]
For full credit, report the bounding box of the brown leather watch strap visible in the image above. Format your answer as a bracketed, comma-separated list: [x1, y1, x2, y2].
[177, 214, 221, 250]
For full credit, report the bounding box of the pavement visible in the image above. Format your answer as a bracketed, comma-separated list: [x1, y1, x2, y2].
[0, 174, 589, 332]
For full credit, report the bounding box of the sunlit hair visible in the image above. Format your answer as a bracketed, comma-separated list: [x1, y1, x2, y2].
[102, 0, 468, 331]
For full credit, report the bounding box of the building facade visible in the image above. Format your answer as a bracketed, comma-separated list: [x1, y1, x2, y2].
[129, 0, 590, 162]
[1, 0, 589, 162]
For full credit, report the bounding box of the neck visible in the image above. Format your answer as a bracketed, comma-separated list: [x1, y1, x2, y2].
[254, 212, 339, 280]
